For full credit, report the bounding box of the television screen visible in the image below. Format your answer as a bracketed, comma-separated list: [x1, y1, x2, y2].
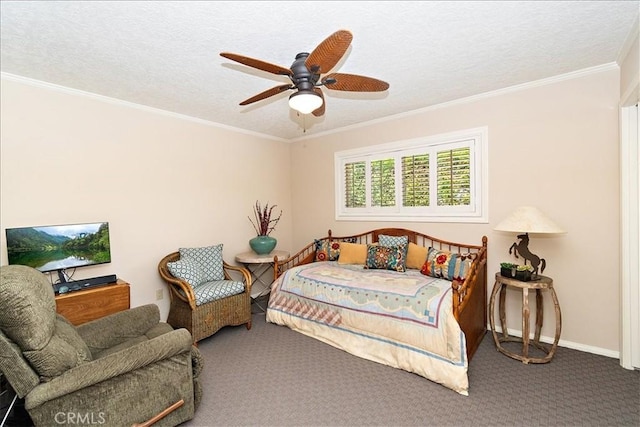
[5, 222, 111, 273]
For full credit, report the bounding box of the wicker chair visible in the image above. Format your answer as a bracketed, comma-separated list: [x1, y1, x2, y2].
[158, 252, 252, 343]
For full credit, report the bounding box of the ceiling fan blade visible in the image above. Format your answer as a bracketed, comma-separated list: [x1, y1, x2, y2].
[305, 30, 353, 73]
[323, 73, 389, 92]
[239, 84, 292, 106]
[312, 88, 325, 117]
[220, 52, 292, 76]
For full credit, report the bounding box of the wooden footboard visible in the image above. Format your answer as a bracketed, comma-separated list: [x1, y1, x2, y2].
[451, 237, 488, 361]
[273, 228, 488, 361]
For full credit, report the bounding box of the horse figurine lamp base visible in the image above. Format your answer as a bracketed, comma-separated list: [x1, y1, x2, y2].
[509, 233, 546, 277]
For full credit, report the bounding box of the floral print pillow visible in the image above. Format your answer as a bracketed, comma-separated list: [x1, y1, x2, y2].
[315, 240, 341, 261]
[364, 244, 407, 272]
[421, 247, 472, 281]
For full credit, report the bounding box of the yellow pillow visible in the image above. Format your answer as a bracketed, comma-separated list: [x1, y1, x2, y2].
[337, 242, 368, 265]
[406, 242, 429, 270]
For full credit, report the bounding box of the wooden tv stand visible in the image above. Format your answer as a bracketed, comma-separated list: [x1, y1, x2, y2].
[55, 279, 130, 325]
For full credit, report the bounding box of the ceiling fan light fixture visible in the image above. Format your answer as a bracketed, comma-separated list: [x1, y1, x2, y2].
[221, 30, 388, 119]
[288, 90, 323, 114]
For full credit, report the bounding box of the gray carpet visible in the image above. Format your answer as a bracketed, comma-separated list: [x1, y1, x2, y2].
[185, 311, 639, 427]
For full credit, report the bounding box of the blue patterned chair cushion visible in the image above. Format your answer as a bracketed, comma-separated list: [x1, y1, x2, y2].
[364, 244, 407, 272]
[167, 258, 204, 288]
[179, 244, 224, 282]
[193, 280, 245, 306]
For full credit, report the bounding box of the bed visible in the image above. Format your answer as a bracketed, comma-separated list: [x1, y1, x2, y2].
[266, 228, 488, 395]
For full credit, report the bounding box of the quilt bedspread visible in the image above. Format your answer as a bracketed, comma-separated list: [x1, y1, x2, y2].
[266, 262, 470, 395]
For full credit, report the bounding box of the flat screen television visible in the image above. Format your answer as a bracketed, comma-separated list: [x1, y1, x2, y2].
[5, 221, 111, 283]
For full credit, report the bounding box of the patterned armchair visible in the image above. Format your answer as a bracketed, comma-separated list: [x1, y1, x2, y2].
[0, 265, 203, 427]
[158, 244, 252, 343]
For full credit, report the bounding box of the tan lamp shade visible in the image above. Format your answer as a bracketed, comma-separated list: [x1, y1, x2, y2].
[494, 206, 566, 234]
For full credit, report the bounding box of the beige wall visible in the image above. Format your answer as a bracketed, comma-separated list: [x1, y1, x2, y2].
[0, 66, 623, 355]
[0, 77, 293, 320]
[290, 67, 621, 355]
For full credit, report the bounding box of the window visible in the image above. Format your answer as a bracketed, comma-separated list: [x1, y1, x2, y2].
[335, 127, 488, 223]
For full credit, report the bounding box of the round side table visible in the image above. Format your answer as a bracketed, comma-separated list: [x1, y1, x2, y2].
[489, 273, 562, 364]
[235, 250, 289, 312]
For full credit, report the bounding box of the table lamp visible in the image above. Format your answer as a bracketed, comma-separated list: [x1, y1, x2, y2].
[494, 206, 566, 278]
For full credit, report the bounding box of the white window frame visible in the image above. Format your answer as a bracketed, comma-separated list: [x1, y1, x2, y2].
[335, 127, 489, 223]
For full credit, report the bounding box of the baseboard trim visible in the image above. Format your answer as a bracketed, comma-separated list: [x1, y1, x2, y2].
[488, 325, 619, 359]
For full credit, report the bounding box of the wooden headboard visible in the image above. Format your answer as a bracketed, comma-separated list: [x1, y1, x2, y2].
[274, 227, 486, 279]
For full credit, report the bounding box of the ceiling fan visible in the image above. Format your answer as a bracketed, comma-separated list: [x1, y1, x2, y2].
[220, 30, 389, 117]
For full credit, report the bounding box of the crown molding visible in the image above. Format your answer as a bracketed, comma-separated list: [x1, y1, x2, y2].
[2, 63, 619, 145]
[0, 72, 288, 143]
[290, 63, 620, 143]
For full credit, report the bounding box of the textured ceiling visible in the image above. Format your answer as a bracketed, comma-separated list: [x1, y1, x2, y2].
[1, 1, 638, 141]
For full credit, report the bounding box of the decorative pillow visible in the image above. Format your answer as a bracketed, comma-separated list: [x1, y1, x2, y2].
[337, 242, 368, 265]
[378, 234, 409, 262]
[420, 248, 473, 281]
[167, 257, 204, 288]
[179, 244, 224, 282]
[406, 242, 429, 270]
[378, 234, 409, 248]
[315, 240, 341, 261]
[364, 244, 407, 272]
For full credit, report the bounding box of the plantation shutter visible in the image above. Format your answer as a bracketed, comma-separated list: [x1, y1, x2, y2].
[402, 153, 429, 207]
[436, 147, 471, 206]
[371, 159, 395, 207]
[344, 161, 366, 208]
